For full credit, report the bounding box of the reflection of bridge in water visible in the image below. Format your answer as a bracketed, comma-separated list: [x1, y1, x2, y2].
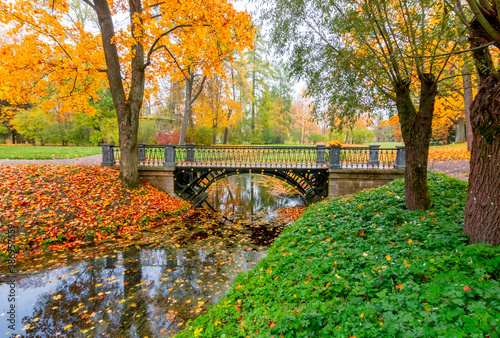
[101, 144, 406, 204]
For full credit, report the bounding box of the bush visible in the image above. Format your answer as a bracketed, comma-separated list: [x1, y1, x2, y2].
[155, 129, 180, 145]
[177, 173, 500, 338]
[250, 130, 265, 145]
[186, 126, 213, 145]
[308, 133, 328, 144]
[100, 117, 119, 144]
[351, 127, 374, 144]
[11, 109, 50, 144]
[138, 118, 158, 144]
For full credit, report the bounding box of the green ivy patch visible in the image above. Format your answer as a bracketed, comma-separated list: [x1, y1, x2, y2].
[176, 173, 500, 338]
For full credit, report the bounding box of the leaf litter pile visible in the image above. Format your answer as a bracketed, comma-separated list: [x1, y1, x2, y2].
[428, 143, 470, 161]
[0, 165, 191, 261]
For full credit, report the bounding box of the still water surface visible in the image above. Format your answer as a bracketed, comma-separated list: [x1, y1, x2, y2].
[1, 174, 303, 337]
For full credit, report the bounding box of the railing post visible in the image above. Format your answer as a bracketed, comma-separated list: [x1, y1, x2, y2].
[369, 145, 380, 166]
[395, 146, 406, 170]
[164, 145, 176, 167]
[138, 143, 146, 162]
[329, 145, 341, 169]
[101, 143, 115, 166]
[186, 143, 195, 162]
[316, 145, 326, 164]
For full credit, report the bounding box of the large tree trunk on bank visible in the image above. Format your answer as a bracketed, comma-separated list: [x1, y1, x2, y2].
[395, 75, 436, 210]
[464, 23, 500, 246]
[464, 75, 500, 245]
[95, 0, 144, 189]
[117, 105, 140, 188]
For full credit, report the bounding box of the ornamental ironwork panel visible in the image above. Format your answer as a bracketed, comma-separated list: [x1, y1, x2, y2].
[102, 144, 404, 170]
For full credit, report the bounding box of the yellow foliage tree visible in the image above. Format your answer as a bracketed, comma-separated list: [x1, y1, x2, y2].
[0, 0, 254, 187]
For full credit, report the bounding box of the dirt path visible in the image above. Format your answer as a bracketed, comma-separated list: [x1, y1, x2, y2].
[428, 160, 470, 181]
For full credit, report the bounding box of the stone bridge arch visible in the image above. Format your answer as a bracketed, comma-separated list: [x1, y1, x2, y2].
[174, 168, 329, 206]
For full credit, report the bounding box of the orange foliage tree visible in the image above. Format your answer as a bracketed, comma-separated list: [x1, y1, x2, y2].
[0, 0, 254, 188]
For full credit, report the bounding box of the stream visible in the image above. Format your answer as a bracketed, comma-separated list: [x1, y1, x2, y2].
[0, 174, 303, 337]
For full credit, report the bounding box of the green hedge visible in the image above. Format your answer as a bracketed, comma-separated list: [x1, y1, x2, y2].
[177, 173, 500, 337]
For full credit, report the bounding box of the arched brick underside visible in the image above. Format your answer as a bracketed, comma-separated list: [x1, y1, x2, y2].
[174, 168, 329, 205]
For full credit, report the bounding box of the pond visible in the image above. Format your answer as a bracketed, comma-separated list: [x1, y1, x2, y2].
[1, 174, 304, 337]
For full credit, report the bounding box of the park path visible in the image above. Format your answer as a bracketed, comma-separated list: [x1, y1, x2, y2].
[428, 160, 469, 181]
[0, 154, 101, 165]
[0, 154, 470, 181]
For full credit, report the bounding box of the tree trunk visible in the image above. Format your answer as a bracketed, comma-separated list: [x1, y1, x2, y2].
[223, 127, 229, 144]
[251, 52, 256, 131]
[463, 72, 474, 151]
[464, 75, 500, 246]
[179, 71, 206, 145]
[463, 23, 500, 246]
[454, 117, 466, 143]
[179, 76, 192, 145]
[94, 0, 143, 189]
[395, 75, 435, 210]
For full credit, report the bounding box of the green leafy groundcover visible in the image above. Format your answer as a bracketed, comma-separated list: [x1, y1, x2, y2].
[176, 173, 500, 337]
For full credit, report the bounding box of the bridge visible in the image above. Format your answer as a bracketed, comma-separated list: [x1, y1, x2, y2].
[101, 144, 406, 205]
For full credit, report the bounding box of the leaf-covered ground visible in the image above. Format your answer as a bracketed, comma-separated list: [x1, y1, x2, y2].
[176, 173, 500, 338]
[0, 165, 190, 260]
[429, 143, 470, 161]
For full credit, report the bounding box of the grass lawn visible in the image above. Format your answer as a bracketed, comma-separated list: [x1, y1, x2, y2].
[176, 173, 500, 337]
[0, 145, 102, 159]
[366, 141, 404, 148]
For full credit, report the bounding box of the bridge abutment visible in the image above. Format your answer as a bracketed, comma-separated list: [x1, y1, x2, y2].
[138, 167, 175, 196]
[328, 169, 405, 198]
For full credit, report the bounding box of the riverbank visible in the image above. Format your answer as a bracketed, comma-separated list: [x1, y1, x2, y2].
[177, 173, 500, 337]
[0, 165, 190, 261]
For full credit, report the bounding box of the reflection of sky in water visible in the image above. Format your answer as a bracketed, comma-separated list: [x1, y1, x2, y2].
[208, 174, 303, 222]
[1, 247, 265, 337]
[0, 175, 300, 337]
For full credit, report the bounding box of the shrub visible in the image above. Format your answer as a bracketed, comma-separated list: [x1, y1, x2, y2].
[138, 118, 158, 144]
[186, 126, 213, 145]
[155, 129, 181, 144]
[308, 133, 328, 144]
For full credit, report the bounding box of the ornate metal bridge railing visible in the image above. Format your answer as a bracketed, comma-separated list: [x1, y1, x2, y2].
[101, 144, 405, 170]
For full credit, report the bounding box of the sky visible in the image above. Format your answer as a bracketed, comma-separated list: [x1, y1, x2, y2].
[233, 0, 306, 98]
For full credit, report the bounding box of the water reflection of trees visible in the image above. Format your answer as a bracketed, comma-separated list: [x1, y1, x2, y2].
[21, 244, 263, 337]
[209, 174, 302, 222]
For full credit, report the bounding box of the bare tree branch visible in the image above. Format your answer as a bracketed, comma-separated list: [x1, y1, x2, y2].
[190, 75, 207, 105]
